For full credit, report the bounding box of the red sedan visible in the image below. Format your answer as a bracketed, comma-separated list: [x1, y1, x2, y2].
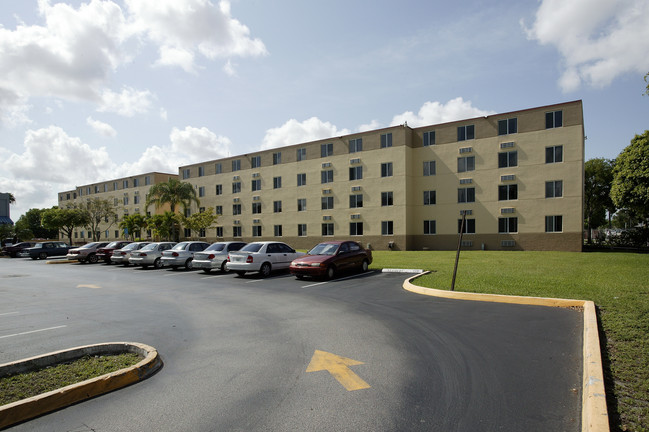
[289, 240, 372, 280]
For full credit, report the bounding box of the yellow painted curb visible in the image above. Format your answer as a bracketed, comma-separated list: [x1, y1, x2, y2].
[46, 259, 77, 264]
[0, 342, 162, 429]
[403, 272, 609, 432]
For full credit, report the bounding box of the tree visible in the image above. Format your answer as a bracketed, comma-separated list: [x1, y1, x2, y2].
[119, 214, 147, 240]
[79, 198, 118, 241]
[182, 208, 218, 239]
[611, 131, 649, 224]
[7, 193, 15, 204]
[15, 208, 58, 239]
[146, 212, 178, 241]
[644, 72, 649, 96]
[584, 158, 615, 243]
[145, 178, 200, 240]
[42, 207, 90, 245]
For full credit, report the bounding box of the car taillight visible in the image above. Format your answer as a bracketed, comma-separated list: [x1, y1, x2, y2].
[208, 254, 215, 259]
[172, 252, 179, 257]
[227, 256, 230, 262]
[120, 252, 126, 255]
[246, 255, 253, 263]
[139, 253, 147, 257]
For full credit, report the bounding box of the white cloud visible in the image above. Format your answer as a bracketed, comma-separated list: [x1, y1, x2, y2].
[357, 120, 382, 133]
[97, 86, 154, 116]
[86, 116, 117, 137]
[524, 0, 649, 92]
[0, 89, 32, 127]
[169, 126, 232, 162]
[390, 98, 495, 127]
[223, 59, 237, 77]
[261, 117, 351, 150]
[125, 0, 268, 73]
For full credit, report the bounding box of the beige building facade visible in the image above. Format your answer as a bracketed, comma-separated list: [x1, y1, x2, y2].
[180, 100, 584, 251]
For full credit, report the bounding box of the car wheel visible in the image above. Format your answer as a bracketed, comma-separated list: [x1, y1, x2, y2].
[236, 271, 246, 277]
[326, 265, 336, 280]
[31, 256, 38, 260]
[220, 261, 228, 272]
[78, 258, 86, 264]
[39, 252, 47, 260]
[153, 258, 163, 269]
[259, 262, 272, 278]
[184, 259, 193, 270]
[88, 254, 98, 264]
[361, 260, 369, 272]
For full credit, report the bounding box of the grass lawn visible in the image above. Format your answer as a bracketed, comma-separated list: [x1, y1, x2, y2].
[370, 250, 649, 432]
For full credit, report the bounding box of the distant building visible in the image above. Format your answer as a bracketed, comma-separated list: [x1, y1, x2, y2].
[0, 193, 13, 226]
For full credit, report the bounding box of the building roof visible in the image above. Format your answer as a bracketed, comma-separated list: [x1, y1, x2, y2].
[0, 216, 14, 225]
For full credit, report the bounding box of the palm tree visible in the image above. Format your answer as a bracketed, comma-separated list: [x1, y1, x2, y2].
[145, 178, 200, 241]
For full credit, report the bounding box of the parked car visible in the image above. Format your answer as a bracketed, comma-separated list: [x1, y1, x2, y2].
[96, 241, 132, 263]
[192, 241, 247, 273]
[227, 241, 305, 277]
[66, 242, 110, 263]
[128, 242, 177, 269]
[161, 241, 210, 270]
[289, 240, 372, 280]
[110, 242, 151, 266]
[20, 241, 71, 260]
[3, 242, 36, 258]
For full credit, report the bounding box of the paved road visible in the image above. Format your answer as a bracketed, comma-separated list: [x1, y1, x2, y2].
[0, 258, 582, 431]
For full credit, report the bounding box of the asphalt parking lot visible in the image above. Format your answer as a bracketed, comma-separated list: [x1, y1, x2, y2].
[1, 257, 583, 431]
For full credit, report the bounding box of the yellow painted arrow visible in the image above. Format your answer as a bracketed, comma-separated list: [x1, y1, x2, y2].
[77, 284, 101, 289]
[306, 350, 370, 391]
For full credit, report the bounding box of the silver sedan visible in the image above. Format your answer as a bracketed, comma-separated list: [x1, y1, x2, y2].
[193, 241, 247, 273]
[111, 241, 151, 266]
[128, 242, 177, 269]
[161, 241, 210, 270]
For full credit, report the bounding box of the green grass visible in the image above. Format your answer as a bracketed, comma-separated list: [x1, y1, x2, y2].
[0, 353, 141, 406]
[371, 250, 649, 432]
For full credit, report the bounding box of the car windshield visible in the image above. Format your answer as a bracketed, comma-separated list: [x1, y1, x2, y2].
[140, 243, 158, 251]
[80, 242, 100, 249]
[308, 243, 339, 256]
[121, 243, 140, 251]
[206, 243, 226, 252]
[33, 243, 43, 248]
[105, 242, 122, 248]
[240, 243, 263, 253]
[171, 242, 189, 251]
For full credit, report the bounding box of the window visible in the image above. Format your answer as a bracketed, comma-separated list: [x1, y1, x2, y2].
[498, 217, 518, 233]
[216, 227, 223, 237]
[198, 186, 205, 197]
[250, 156, 261, 168]
[145, 176, 151, 186]
[232, 182, 241, 193]
[297, 173, 306, 186]
[273, 201, 282, 213]
[184, 208, 191, 217]
[252, 202, 262, 214]
[457, 156, 475, 172]
[252, 179, 261, 191]
[274, 225, 283, 236]
[349, 194, 363, 208]
[198, 166, 205, 177]
[215, 205, 223, 215]
[233, 204, 241, 215]
[232, 159, 241, 171]
[123, 179, 129, 188]
[381, 162, 393, 177]
[498, 118, 518, 135]
[321, 143, 333, 157]
[321, 170, 334, 184]
[252, 226, 262, 237]
[297, 198, 306, 211]
[458, 218, 476, 234]
[198, 228, 206, 237]
[349, 138, 362, 153]
[322, 223, 334, 236]
[498, 151, 518, 168]
[321, 196, 334, 210]
[381, 221, 394, 235]
[124, 196, 129, 205]
[424, 220, 436, 235]
[545, 180, 563, 198]
[216, 184, 223, 195]
[349, 166, 363, 181]
[380, 133, 392, 148]
[498, 184, 518, 200]
[546, 145, 563, 163]
[297, 147, 306, 161]
[273, 152, 281, 165]
[545, 215, 563, 232]
[457, 125, 475, 141]
[113, 181, 118, 191]
[381, 191, 393, 206]
[350, 222, 363, 236]
[232, 226, 242, 237]
[215, 163, 222, 174]
[134, 195, 140, 204]
[273, 177, 282, 189]
[298, 224, 307, 237]
[458, 187, 476, 203]
[423, 161, 436, 176]
[424, 190, 436, 205]
[423, 131, 435, 146]
[545, 110, 563, 129]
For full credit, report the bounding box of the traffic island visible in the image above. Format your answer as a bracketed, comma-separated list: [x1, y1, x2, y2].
[0, 342, 162, 429]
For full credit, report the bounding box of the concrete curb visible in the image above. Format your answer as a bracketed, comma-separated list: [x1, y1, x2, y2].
[0, 342, 162, 429]
[402, 272, 609, 432]
[46, 259, 78, 264]
[381, 268, 424, 274]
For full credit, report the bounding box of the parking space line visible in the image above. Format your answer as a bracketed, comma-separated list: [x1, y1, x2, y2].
[163, 272, 196, 276]
[0, 325, 67, 340]
[246, 279, 265, 284]
[0, 311, 20, 317]
[302, 281, 328, 288]
[201, 274, 229, 279]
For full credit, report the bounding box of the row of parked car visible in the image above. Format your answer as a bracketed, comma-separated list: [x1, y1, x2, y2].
[5, 239, 373, 280]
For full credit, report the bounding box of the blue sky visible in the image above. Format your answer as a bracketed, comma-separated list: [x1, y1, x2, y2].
[1, 0, 648, 220]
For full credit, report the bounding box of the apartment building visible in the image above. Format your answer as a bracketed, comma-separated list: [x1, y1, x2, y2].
[180, 100, 584, 251]
[58, 172, 177, 242]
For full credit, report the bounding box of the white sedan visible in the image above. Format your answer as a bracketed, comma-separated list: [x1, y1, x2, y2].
[227, 241, 305, 277]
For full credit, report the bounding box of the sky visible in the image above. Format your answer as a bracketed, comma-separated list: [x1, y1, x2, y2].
[1, 0, 648, 221]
